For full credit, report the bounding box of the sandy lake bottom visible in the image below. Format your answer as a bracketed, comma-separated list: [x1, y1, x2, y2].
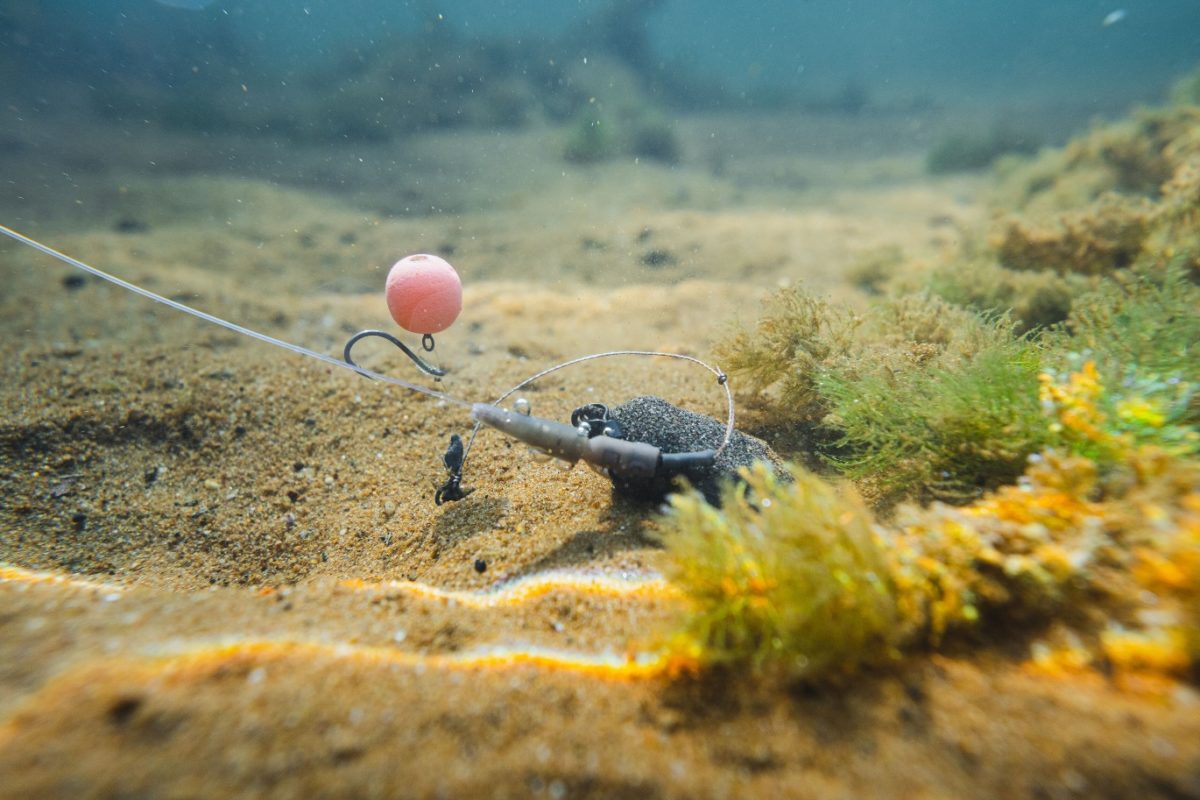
[1, 108, 1197, 798]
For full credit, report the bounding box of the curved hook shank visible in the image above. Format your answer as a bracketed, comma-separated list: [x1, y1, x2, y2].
[343, 329, 446, 378]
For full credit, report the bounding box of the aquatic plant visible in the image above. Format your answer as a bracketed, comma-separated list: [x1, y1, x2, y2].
[678, 76, 1200, 686]
[975, 102, 1200, 322]
[926, 258, 1076, 332]
[845, 245, 905, 296]
[793, 93, 1200, 504]
[719, 289, 1049, 503]
[715, 287, 860, 427]
[1146, 156, 1200, 280]
[833, 273, 1195, 502]
[1039, 358, 1198, 468]
[1059, 262, 1198, 405]
[884, 451, 1103, 644]
[1133, 506, 1200, 671]
[926, 126, 1040, 174]
[993, 103, 1200, 225]
[992, 195, 1155, 275]
[928, 102, 1200, 325]
[662, 445, 1199, 682]
[659, 463, 897, 679]
[899, 447, 1198, 649]
[821, 327, 1048, 503]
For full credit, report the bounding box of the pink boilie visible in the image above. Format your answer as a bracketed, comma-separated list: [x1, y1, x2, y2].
[385, 254, 463, 334]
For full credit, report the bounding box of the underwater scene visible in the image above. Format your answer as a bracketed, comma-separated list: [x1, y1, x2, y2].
[1, 0, 1199, 796]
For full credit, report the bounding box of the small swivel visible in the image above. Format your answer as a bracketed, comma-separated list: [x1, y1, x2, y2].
[570, 403, 624, 439]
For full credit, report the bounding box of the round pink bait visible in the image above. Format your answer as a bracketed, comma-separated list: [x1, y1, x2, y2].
[384, 254, 463, 335]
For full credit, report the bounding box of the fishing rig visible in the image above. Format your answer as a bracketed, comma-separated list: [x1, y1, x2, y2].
[2, 224, 773, 507]
[342, 326, 745, 504]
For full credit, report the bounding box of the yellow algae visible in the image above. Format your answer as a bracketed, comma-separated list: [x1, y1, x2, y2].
[1117, 398, 1168, 429]
[1039, 361, 1113, 445]
[889, 446, 1198, 647]
[1025, 639, 1095, 679]
[1101, 628, 1192, 678]
[660, 439, 1198, 682]
[659, 463, 898, 680]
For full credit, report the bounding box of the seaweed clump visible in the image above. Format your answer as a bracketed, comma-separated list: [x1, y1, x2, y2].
[890, 441, 1200, 665]
[1049, 266, 1200, 462]
[660, 464, 898, 680]
[821, 322, 1046, 503]
[988, 100, 1200, 280]
[720, 264, 1198, 507]
[662, 433, 1199, 684]
[927, 258, 1075, 332]
[924, 87, 1200, 328]
[674, 70, 1200, 686]
[718, 289, 1051, 505]
[719, 74, 1200, 507]
[993, 195, 1155, 275]
[997, 105, 1200, 215]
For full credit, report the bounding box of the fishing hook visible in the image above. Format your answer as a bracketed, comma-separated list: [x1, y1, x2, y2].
[343, 329, 446, 378]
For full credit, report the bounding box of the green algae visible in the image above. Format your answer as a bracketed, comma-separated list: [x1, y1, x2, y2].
[778, 86, 1200, 501]
[926, 258, 1076, 332]
[718, 266, 1197, 506]
[718, 289, 1051, 505]
[821, 328, 1047, 504]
